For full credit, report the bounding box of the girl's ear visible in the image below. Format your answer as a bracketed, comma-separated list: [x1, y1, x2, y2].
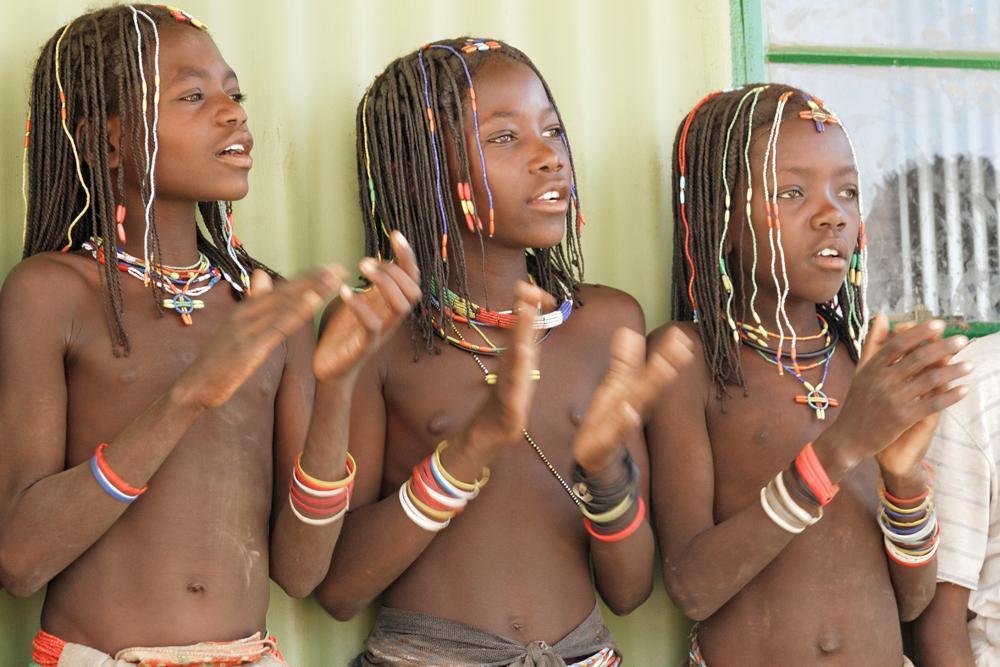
[104, 114, 122, 170]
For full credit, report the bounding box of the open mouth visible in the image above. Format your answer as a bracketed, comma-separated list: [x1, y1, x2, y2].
[812, 247, 848, 270]
[528, 189, 568, 213]
[216, 143, 253, 169]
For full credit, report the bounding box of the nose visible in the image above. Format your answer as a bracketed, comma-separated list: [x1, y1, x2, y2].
[810, 192, 847, 231]
[527, 135, 564, 174]
[216, 93, 247, 127]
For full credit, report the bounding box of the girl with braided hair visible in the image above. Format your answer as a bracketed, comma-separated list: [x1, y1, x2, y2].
[647, 84, 973, 665]
[0, 5, 420, 663]
[315, 37, 694, 665]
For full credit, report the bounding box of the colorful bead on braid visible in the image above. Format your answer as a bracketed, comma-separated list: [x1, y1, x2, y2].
[54, 19, 92, 252]
[416, 48, 451, 262]
[798, 93, 840, 133]
[90, 443, 148, 504]
[676, 91, 723, 321]
[428, 41, 497, 238]
[288, 452, 357, 526]
[159, 5, 209, 31]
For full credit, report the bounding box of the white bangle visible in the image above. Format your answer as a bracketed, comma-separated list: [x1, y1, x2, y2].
[760, 486, 805, 534]
[398, 482, 450, 532]
[287, 495, 348, 526]
[775, 470, 822, 526]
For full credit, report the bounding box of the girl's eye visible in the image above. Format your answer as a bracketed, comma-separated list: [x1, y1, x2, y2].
[230, 92, 247, 104]
[180, 92, 203, 102]
[488, 132, 515, 144]
[839, 186, 858, 199]
[542, 126, 564, 138]
[777, 188, 803, 199]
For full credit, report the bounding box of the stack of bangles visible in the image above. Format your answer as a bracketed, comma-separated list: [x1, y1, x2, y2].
[90, 443, 148, 503]
[760, 441, 836, 533]
[878, 462, 939, 567]
[572, 450, 646, 542]
[399, 441, 490, 532]
[288, 452, 357, 526]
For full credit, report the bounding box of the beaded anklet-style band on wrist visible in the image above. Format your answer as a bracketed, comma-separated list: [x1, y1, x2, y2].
[878, 462, 938, 568]
[288, 452, 356, 526]
[399, 441, 490, 532]
[90, 443, 148, 503]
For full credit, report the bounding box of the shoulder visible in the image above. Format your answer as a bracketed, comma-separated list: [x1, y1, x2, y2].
[0, 252, 95, 313]
[648, 320, 703, 356]
[574, 283, 644, 333]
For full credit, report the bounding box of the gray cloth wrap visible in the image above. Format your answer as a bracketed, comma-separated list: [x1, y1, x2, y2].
[353, 602, 617, 666]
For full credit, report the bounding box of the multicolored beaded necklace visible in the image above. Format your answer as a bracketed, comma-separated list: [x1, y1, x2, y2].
[429, 279, 574, 330]
[82, 238, 243, 325]
[737, 314, 841, 420]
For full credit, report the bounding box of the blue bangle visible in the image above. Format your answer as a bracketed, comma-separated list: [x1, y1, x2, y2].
[90, 455, 139, 503]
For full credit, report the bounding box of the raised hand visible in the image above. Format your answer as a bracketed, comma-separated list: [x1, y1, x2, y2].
[822, 315, 970, 477]
[443, 281, 547, 475]
[313, 231, 421, 381]
[573, 325, 696, 473]
[173, 266, 345, 410]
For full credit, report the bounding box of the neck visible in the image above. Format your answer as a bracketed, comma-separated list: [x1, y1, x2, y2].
[736, 291, 826, 340]
[117, 191, 202, 267]
[446, 235, 531, 311]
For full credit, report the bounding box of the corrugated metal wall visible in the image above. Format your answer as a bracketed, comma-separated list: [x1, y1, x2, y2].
[0, 0, 732, 664]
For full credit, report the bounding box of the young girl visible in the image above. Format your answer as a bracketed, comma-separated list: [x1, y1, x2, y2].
[647, 84, 972, 665]
[314, 37, 692, 665]
[0, 5, 419, 663]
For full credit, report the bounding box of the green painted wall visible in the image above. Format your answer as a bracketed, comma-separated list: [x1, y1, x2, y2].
[0, 1, 732, 664]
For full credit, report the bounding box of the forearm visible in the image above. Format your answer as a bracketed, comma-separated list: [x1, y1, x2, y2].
[314, 493, 437, 620]
[270, 378, 353, 597]
[914, 582, 975, 666]
[591, 518, 655, 614]
[663, 498, 797, 621]
[0, 388, 204, 596]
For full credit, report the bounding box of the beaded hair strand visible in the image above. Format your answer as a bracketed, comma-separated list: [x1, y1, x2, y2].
[21, 4, 269, 356]
[356, 37, 586, 354]
[670, 84, 866, 398]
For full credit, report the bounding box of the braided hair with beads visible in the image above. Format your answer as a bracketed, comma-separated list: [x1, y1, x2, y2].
[21, 4, 273, 356]
[670, 83, 868, 399]
[356, 37, 586, 353]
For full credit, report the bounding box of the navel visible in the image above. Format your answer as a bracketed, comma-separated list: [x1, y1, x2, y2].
[816, 630, 842, 654]
[186, 581, 206, 594]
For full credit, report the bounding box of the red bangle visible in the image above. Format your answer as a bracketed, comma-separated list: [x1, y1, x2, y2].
[289, 482, 349, 511]
[410, 466, 454, 512]
[94, 443, 148, 496]
[289, 486, 348, 517]
[583, 497, 646, 543]
[794, 442, 839, 506]
[881, 461, 934, 506]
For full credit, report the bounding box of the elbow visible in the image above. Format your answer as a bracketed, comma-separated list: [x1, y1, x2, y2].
[664, 566, 717, 622]
[0, 547, 46, 598]
[898, 586, 935, 622]
[270, 561, 326, 600]
[601, 580, 653, 616]
[314, 581, 365, 622]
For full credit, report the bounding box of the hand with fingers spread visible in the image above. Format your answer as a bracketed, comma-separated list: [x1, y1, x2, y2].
[314, 232, 422, 381]
[573, 325, 696, 474]
[817, 315, 971, 481]
[172, 266, 345, 411]
[440, 281, 546, 478]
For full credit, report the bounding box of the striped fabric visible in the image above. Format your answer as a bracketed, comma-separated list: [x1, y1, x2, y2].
[925, 333, 1000, 664]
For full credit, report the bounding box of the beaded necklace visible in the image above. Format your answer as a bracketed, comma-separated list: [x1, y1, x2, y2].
[82, 238, 243, 325]
[737, 316, 840, 420]
[446, 320, 580, 507]
[429, 279, 574, 330]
